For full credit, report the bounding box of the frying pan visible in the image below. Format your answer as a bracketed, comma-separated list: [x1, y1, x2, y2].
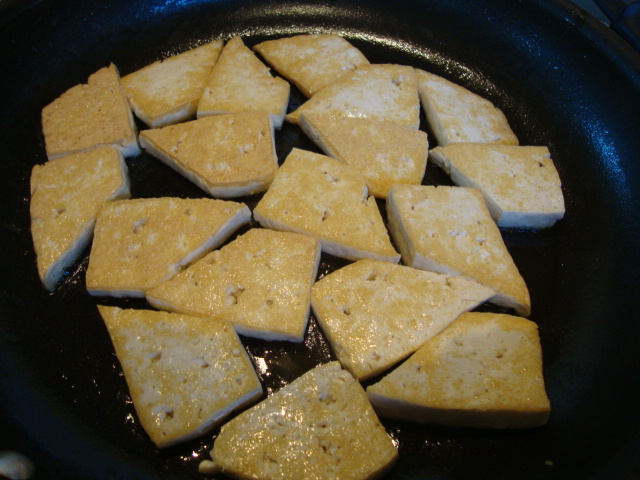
[1, 0, 639, 478]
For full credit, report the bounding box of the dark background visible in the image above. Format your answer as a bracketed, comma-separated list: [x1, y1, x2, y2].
[1, 0, 639, 479]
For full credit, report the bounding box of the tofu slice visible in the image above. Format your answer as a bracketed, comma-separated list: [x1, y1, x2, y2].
[253, 34, 369, 97]
[299, 111, 428, 198]
[311, 259, 495, 381]
[253, 148, 399, 263]
[98, 306, 262, 448]
[429, 144, 565, 229]
[85, 197, 251, 297]
[197, 36, 290, 129]
[386, 185, 530, 316]
[209, 362, 398, 480]
[121, 40, 224, 128]
[366, 312, 551, 428]
[139, 112, 278, 198]
[30, 147, 130, 291]
[146, 228, 321, 343]
[286, 64, 420, 129]
[41, 64, 140, 160]
[415, 69, 518, 146]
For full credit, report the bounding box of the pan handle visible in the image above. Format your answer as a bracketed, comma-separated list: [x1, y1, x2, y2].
[593, 0, 640, 52]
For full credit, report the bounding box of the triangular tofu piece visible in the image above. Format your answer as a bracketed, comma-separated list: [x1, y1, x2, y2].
[208, 362, 398, 480]
[299, 111, 428, 198]
[86, 197, 251, 297]
[139, 112, 277, 198]
[98, 306, 262, 448]
[146, 228, 321, 343]
[30, 147, 130, 291]
[253, 148, 399, 263]
[311, 259, 495, 380]
[386, 184, 530, 316]
[41, 64, 140, 160]
[366, 312, 551, 428]
[197, 36, 290, 129]
[253, 34, 369, 97]
[429, 144, 565, 229]
[121, 40, 224, 128]
[286, 64, 420, 128]
[416, 69, 519, 146]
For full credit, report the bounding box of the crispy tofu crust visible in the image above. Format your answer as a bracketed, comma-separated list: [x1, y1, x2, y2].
[121, 40, 224, 128]
[299, 112, 428, 198]
[30, 147, 130, 291]
[416, 69, 518, 146]
[429, 144, 565, 229]
[253, 148, 399, 263]
[211, 362, 398, 480]
[41, 64, 140, 160]
[253, 34, 369, 97]
[146, 228, 321, 343]
[139, 112, 278, 198]
[197, 36, 290, 129]
[286, 64, 420, 129]
[386, 184, 531, 316]
[85, 197, 251, 297]
[98, 306, 262, 448]
[367, 312, 551, 428]
[311, 259, 495, 380]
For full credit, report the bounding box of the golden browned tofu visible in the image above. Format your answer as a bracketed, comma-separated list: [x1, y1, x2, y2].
[429, 143, 565, 229]
[85, 197, 250, 297]
[367, 312, 551, 428]
[41, 64, 140, 159]
[98, 306, 262, 448]
[253, 34, 369, 97]
[210, 362, 398, 480]
[311, 259, 494, 380]
[299, 111, 428, 198]
[254, 148, 399, 263]
[197, 36, 290, 129]
[286, 64, 420, 128]
[121, 40, 224, 128]
[416, 69, 519, 146]
[139, 112, 277, 198]
[386, 184, 531, 316]
[30, 147, 130, 290]
[147, 228, 321, 343]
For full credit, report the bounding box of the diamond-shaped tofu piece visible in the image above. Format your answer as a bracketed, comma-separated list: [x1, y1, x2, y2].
[254, 148, 399, 263]
[197, 36, 290, 129]
[429, 144, 565, 229]
[98, 306, 262, 448]
[86, 197, 250, 297]
[386, 184, 530, 316]
[147, 228, 321, 343]
[210, 362, 398, 480]
[139, 112, 277, 198]
[121, 40, 223, 128]
[30, 147, 130, 291]
[416, 69, 518, 146]
[367, 312, 551, 428]
[311, 259, 495, 380]
[253, 34, 369, 97]
[299, 111, 428, 198]
[286, 64, 420, 129]
[41, 64, 140, 160]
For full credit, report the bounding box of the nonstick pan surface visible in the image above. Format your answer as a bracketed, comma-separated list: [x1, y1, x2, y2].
[1, 0, 640, 479]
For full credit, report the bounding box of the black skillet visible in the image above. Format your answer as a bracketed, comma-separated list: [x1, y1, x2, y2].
[1, 0, 640, 478]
